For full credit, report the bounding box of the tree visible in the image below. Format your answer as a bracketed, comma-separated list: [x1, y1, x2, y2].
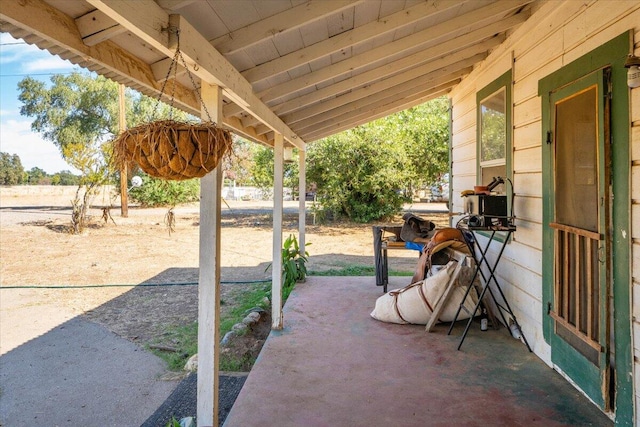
[17, 72, 195, 230]
[51, 170, 80, 185]
[378, 97, 450, 191]
[307, 130, 410, 222]
[250, 145, 300, 198]
[0, 153, 25, 185]
[307, 97, 450, 222]
[26, 166, 48, 185]
[223, 137, 258, 186]
[18, 72, 120, 232]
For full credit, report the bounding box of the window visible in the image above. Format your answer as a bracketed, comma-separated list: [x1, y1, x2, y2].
[476, 71, 512, 194]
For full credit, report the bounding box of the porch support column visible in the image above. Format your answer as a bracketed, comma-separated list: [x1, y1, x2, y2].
[298, 145, 306, 254]
[197, 83, 223, 427]
[118, 83, 128, 217]
[272, 133, 284, 330]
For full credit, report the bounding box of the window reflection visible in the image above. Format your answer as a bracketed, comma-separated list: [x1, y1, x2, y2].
[480, 88, 506, 163]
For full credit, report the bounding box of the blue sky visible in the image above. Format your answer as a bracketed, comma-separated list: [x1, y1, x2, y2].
[0, 33, 81, 174]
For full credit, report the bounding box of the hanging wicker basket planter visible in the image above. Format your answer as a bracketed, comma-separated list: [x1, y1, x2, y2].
[114, 119, 232, 181]
[113, 27, 233, 181]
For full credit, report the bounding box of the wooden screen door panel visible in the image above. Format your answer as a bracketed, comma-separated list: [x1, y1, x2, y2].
[548, 69, 611, 410]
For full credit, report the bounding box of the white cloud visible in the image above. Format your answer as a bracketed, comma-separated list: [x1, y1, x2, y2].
[0, 33, 76, 74]
[0, 118, 78, 174]
[24, 57, 76, 73]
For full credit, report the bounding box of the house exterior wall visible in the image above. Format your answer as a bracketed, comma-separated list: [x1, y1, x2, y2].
[449, 0, 639, 421]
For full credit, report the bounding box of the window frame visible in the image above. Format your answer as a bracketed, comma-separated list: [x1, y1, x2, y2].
[476, 70, 512, 193]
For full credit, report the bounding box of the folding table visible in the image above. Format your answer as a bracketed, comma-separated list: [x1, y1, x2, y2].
[447, 225, 532, 352]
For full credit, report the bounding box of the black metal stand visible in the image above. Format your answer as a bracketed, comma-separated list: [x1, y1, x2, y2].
[447, 226, 532, 352]
[372, 225, 402, 293]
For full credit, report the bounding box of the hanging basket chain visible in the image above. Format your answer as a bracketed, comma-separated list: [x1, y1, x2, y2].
[176, 46, 214, 124]
[151, 26, 214, 124]
[151, 34, 180, 121]
[112, 25, 232, 181]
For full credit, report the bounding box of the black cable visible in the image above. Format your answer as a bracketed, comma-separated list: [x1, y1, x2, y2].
[0, 279, 271, 290]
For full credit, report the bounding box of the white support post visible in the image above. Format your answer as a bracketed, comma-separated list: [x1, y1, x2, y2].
[272, 133, 284, 330]
[298, 145, 306, 255]
[197, 83, 223, 427]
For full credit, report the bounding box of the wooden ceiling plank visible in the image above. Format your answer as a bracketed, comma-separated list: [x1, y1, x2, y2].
[86, 0, 304, 148]
[75, 9, 125, 46]
[276, 60, 474, 129]
[241, 0, 468, 84]
[272, 38, 496, 117]
[258, 11, 528, 103]
[0, 0, 270, 146]
[240, 44, 483, 130]
[224, 0, 531, 123]
[291, 67, 471, 133]
[156, 0, 199, 12]
[211, 0, 363, 55]
[303, 86, 454, 142]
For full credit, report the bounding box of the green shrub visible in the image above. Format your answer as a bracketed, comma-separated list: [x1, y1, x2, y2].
[128, 174, 200, 207]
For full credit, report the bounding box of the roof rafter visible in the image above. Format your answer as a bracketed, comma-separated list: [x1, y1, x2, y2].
[257, 10, 529, 105]
[211, 0, 364, 56]
[241, 0, 468, 84]
[269, 39, 497, 118]
[298, 79, 459, 138]
[291, 65, 474, 134]
[86, 0, 304, 148]
[304, 86, 454, 142]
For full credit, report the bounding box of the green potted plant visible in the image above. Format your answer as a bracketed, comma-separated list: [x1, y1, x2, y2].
[281, 234, 309, 300]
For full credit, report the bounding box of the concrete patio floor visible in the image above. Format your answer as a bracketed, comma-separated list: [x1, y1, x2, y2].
[224, 276, 612, 427]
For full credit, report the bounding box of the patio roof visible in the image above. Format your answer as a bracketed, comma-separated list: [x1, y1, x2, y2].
[225, 275, 613, 426]
[0, 0, 534, 148]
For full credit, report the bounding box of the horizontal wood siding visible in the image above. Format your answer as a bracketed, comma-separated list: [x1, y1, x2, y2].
[449, 1, 639, 391]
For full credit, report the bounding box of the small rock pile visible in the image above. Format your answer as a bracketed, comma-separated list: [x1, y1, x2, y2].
[184, 306, 272, 372]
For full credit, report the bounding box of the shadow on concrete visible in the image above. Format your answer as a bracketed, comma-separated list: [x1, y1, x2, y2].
[0, 316, 177, 427]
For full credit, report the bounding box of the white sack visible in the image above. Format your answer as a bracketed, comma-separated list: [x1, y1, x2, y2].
[370, 261, 478, 325]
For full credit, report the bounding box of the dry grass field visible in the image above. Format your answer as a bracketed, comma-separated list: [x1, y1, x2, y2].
[0, 187, 447, 361]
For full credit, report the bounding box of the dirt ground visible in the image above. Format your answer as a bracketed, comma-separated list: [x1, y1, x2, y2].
[0, 190, 448, 360]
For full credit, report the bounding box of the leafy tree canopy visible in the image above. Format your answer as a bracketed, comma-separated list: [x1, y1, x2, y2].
[18, 73, 119, 185]
[26, 166, 48, 185]
[247, 97, 449, 222]
[308, 97, 450, 222]
[0, 152, 25, 185]
[250, 145, 299, 193]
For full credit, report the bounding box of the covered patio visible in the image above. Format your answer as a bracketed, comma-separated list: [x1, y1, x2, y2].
[2, 1, 637, 424]
[224, 275, 611, 426]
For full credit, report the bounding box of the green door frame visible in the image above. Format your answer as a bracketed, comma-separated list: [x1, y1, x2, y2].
[539, 31, 633, 425]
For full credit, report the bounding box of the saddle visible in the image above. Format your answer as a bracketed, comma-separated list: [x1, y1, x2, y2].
[410, 227, 470, 283]
[400, 213, 436, 243]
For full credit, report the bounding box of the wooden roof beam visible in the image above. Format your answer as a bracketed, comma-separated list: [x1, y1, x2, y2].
[291, 66, 472, 134]
[258, 10, 529, 104]
[211, 0, 364, 56]
[241, 0, 468, 84]
[270, 38, 497, 117]
[75, 9, 126, 46]
[304, 87, 454, 142]
[86, 0, 304, 149]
